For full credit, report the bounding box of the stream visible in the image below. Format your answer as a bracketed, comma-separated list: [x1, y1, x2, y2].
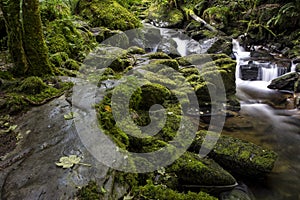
[232, 39, 300, 200]
[144, 24, 300, 199]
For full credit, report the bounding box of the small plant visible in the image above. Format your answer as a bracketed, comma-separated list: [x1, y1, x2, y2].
[55, 155, 91, 168]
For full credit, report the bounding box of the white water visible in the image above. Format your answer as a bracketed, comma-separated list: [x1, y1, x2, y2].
[233, 38, 300, 200]
[291, 62, 297, 72]
[145, 23, 215, 57]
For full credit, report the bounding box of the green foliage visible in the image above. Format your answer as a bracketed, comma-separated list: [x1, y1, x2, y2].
[45, 19, 96, 61]
[40, 0, 71, 23]
[76, 0, 141, 31]
[115, 0, 142, 9]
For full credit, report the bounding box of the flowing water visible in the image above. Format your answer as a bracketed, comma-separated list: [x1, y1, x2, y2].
[232, 39, 300, 200]
[137, 23, 300, 199]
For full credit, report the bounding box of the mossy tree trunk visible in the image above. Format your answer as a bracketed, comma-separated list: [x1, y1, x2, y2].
[0, 0, 28, 76]
[0, 0, 53, 77]
[22, 0, 52, 76]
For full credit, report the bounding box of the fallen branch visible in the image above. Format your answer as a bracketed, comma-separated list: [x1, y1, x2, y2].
[182, 7, 218, 33]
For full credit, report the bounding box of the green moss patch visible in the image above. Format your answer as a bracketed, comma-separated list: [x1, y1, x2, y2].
[76, 0, 141, 31]
[189, 131, 278, 178]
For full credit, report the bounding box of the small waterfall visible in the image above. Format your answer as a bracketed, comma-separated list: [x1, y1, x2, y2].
[291, 62, 296, 72]
[261, 64, 278, 82]
[172, 37, 189, 56]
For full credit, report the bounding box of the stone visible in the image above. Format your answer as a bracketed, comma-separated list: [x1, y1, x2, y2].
[268, 72, 300, 92]
[167, 152, 237, 186]
[240, 62, 260, 80]
[189, 131, 278, 178]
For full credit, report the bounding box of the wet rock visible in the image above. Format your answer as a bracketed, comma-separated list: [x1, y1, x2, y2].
[150, 59, 179, 70]
[167, 152, 236, 186]
[240, 62, 260, 80]
[0, 95, 127, 199]
[268, 72, 300, 92]
[189, 131, 278, 178]
[296, 64, 300, 72]
[207, 37, 233, 56]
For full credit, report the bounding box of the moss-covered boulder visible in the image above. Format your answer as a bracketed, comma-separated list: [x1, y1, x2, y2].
[167, 152, 236, 186]
[146, 52, 172, 59]
[147, 3, 184, 28]
[189, 131, 278, 177]
[207, 37, 233, 56]
[135, 181, 218, 200]
[76, 0, 141, 31]
[178, 54, 237, 110]
[202, 6, 230, 31]
[45, 19, 96, 61]
[127, 46, 146, 55]
[19, 76, 47, 95]
[150, 59, 179, 70]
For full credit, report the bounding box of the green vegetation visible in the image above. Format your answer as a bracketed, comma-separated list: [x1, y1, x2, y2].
[76, 0, 141, 31]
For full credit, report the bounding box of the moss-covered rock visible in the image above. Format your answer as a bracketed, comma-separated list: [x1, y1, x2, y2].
[167, 152, 236, 186]
[147, 3, 184, 28]
[177, 54, 237, 110]
[19, 76, 47, 95]
[76, 0, 141, 31]
[189, 131, 278, 177]
[207, 37, 233, 56]
[150, 59, 179, 70]
[127, 46, 146, 55]
[147, 52, 172, 59]
[45, 19, 96, 61]
[202, 6, 230, 31]
[134, 181, 218, 200]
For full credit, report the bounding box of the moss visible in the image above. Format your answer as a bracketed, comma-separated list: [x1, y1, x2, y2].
[49, 52, 69, 68]
[76, 181, 104, 200]
[45, 19, 96, 61]
[1, 78, 72, 115]
[167, 151, 236, 186]
[19, 76, 47, 95]
[189, 131, 278, 178]
[207, 37, 233, 56]
[40, 0, 71, 23]
[127, 46, 146, 55]
[64, 59, 80, 70]
[76, 0, 141, 31]
[147, 52, 172, 59]
[3, 94, 28, 114]
[150, 59, 179, 70]
[203, 6, 230, 30]
[134, 181, 217, 200]
[138, 83, 172, 109]
[147, 4, 184, 28]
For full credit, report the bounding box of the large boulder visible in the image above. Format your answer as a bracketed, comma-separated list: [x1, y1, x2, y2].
[189, 131, 278, 178]
[147, 4, 184, 28]
[76, 0, 141, 31]
[268, 72, 300, 92]
[167, 152, 237, 186]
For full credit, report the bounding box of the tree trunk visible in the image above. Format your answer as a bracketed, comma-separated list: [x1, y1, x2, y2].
[0, 0, 28, 76]
[22, 0, 53, 76]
